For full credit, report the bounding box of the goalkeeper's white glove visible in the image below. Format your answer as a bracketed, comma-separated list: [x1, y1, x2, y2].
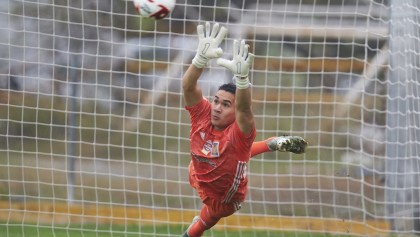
[192, 22, 228, 68]
[217, 40, 255, 89]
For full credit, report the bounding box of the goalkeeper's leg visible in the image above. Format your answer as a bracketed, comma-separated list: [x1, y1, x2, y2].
[250, 139, 272, 157]
[183, 199, 239, 237]
[266, 135, 307, 154]
[250, 136, 308, 157]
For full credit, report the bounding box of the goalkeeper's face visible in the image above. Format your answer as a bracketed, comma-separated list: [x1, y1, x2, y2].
[210, 90, 236, 131]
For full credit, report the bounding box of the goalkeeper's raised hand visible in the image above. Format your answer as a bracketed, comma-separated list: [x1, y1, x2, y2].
[217, 40, 255, 89]
[192, 22, 228, 68]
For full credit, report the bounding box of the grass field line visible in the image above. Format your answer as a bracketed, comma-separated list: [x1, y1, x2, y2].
[0, 201, 390, 236]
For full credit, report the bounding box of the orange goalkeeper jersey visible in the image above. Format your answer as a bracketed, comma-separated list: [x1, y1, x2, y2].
[185, 97, 256, 203]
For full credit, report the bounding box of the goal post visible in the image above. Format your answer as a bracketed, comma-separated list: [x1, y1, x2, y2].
[0, 0, 419, 236]
[386, 0, 420, 233]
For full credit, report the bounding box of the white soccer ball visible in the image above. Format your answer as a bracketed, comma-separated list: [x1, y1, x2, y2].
[133, 0, 176, 20]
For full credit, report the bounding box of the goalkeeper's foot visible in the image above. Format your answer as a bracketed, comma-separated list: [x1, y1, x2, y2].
[182, 216, 200, 237]
[267, 136, 308, 154]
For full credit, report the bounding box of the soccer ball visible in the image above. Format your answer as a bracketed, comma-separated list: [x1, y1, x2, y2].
[133, 0, 176, 20]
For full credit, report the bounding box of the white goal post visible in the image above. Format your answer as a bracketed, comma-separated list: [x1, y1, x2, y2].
[0, 0, 419, 236]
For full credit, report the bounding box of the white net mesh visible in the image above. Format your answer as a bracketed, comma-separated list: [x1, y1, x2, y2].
[0, 0, 419, 236]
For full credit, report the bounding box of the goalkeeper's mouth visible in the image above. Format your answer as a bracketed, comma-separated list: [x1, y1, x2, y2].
[212, 115, 220, 120]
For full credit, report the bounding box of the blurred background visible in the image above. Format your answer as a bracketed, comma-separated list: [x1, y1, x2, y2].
[0, 0, 419, 236]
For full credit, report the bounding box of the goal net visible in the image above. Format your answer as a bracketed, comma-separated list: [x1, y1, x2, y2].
[0, 0, 419, 236]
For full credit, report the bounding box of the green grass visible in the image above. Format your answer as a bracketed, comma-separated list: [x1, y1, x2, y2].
[0, 223, 352, 237]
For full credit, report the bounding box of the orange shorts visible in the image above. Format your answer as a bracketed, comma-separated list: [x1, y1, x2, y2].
[202, 197, 241, 218]
[189, 162, 242, 218]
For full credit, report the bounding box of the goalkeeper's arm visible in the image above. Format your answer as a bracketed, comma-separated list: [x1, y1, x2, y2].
[182, 22, 227, 107]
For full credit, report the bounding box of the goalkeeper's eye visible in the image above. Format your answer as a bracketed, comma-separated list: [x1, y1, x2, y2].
[212, 98, 232, 109]
[222, 101, 231, 108]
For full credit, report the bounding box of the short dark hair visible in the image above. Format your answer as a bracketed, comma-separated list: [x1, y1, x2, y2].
[218, 83, 236, 95]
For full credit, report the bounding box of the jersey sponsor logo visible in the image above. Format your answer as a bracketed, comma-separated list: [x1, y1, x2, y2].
[191, 152, 216, 167]
[200, 140, 220, 157]
[201, 140, 212, 155]
[211, 141, 220, 157]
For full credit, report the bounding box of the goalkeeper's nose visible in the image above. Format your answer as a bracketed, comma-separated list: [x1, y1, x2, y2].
[213, 104, 222, 112]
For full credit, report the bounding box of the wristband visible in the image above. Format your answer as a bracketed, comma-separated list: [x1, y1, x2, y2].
[234, 76, 250, 89]
[192, 54, 208, 68]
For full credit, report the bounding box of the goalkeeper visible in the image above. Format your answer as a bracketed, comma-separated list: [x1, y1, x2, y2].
[182, 22, 307, 237]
